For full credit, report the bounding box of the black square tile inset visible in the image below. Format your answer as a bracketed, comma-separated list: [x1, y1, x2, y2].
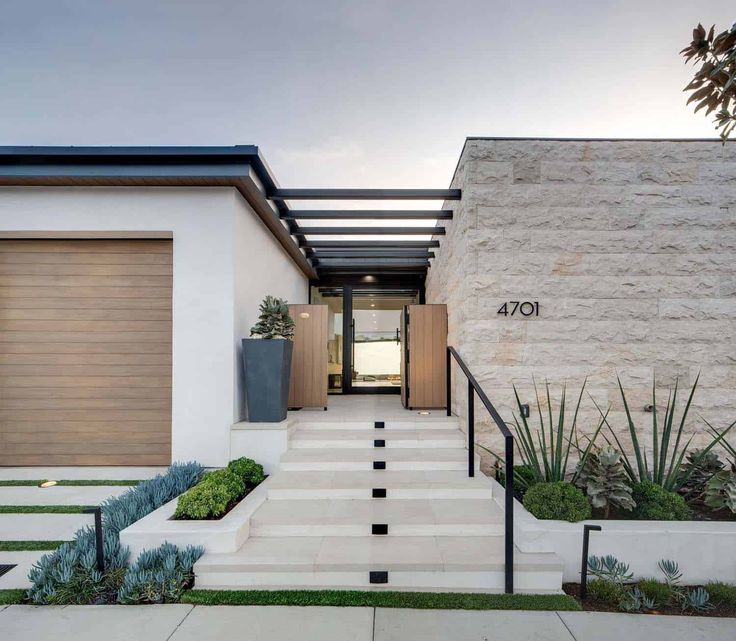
[374, 421, 385, 429]
[374, 439, 386, 448]
[372, 488, 387, 498]
[369, 570, 388, 584]
[372, 523, 389, 535]
[373, 461, 386, 470]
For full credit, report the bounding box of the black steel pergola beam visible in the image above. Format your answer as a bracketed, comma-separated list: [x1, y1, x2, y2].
[282, 209, 453, 220]
[308, 250, 434, 258]
[314, 258, 430, 266]
[304, 240, 440, 248]
[295, 227, 444, 236]
[271, 188, 460, 200]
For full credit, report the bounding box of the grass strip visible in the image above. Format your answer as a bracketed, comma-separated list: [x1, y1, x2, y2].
[0, 540, 69, 551]
[0, 480, 139, 487]
[0, 505, 89, 514]
[0, 589, 25, 605]
[181, 589, 582, 611]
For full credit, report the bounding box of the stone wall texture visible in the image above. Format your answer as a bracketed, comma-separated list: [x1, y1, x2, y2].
[426, 138, 736, 462]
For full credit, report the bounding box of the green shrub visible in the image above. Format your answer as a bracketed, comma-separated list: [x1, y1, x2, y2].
[522, 481, 592, 522]
[632, 481, 691, 521]
[174, 469, 245, 520]
[637, 578, 673, 606]
[705, 581, 736, 607]
[228, 457, 266, 486]
[588, 579, 624, 605]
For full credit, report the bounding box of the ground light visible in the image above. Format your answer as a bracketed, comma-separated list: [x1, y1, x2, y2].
[38, 480, 57, 488]
[418, 411, 431, 415]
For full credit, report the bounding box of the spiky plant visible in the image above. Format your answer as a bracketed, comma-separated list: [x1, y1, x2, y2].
[249, 295, 295, 340]
[703, 470, 736, 514]
[576, 445, 635, 518]
[508, 379, 603, 492]
[592, 375, 735, 492]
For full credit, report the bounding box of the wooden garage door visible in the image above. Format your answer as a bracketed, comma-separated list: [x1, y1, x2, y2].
[0, 238, 172, 466]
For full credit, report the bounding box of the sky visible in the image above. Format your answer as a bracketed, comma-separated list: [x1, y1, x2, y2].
[0, 1, 732, 191]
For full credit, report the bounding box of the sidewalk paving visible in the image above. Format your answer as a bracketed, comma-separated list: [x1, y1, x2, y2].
[1, 604, 734, 641]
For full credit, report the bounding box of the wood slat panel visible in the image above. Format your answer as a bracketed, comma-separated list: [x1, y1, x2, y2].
[288, 304, 328, 409]
[0, 238, 172, 466]
[407, 304, 447, 409]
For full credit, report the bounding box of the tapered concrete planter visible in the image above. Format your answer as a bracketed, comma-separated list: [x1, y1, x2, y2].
[242, 338, 293, 422]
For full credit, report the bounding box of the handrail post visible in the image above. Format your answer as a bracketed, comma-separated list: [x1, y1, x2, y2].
[504, 433, 514, 594]
[467, 379, 474, 478]
[446, 347, 452, 417]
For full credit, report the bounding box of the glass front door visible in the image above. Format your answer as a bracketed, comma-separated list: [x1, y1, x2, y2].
[311, 285, 418, 394]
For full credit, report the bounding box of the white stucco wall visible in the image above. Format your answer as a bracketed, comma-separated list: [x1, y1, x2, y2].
[0, 186, 308, 467]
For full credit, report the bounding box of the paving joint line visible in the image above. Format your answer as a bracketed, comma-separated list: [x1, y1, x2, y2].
[555, 611, 580, 641]
[164, 604, 195, 641]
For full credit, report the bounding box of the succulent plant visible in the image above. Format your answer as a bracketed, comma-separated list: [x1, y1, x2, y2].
[576, 446, 635, 517]
[677, 448, 724, 498]
[249, 295, 295, 340]
[703, 470, 736, 514]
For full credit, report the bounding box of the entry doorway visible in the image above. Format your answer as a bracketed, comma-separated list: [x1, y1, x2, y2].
[310, 285, 419, 394]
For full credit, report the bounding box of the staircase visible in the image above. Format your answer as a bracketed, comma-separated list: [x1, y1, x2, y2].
[194, 413, 563, 593]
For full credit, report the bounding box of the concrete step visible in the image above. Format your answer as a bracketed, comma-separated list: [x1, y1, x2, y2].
[194, 536, 563, 593]
[249, 498, 503, 537]
[289, 429, 465, 450]
[294, 418, 461, 431]
[267, 470, 493, 500]
[279, 448, 480, 472]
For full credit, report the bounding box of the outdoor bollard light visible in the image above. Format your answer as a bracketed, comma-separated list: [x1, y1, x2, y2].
[579, 524, 602, 600]
[83, 506, 105, 574]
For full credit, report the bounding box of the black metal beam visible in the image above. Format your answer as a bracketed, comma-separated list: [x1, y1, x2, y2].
[316, 269, 427, 275]
[309, 250, 434, 258]
[271, 188, 461, 200]
[282, 210, 453, 220]
[295, 227, 444, 236]
[314, 259, 431, 267]
[305, 240, 440, 248]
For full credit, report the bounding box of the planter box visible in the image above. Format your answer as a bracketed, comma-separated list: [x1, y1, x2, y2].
[491, 478, 736, 584]
[119, 477, 271, 560]
[242, 338, 293, 422]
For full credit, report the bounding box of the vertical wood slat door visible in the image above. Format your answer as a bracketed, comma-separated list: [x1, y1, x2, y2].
[0, 238, 172, 466]
[288, 304, 328, 409]
[406, 304, 447, 409]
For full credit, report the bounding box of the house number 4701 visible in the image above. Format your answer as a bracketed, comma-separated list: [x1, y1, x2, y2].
[497, 301, 539, 317]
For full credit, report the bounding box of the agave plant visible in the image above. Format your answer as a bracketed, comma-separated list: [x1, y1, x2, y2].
[593, 375, 735, 492]
[506, 379, 603, 492]
[576, 445, 635, 517]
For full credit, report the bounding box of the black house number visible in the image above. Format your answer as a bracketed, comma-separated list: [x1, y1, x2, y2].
[497, 301, 539, 317]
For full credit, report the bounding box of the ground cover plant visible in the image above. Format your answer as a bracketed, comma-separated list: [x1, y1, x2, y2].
[173, 457, 265, 520]
[565, 555, 730, 616]
[26, 462, 203, 605]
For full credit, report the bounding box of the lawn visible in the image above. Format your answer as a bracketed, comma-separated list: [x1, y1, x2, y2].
[0, 505, 89, 514]
[181, 589, 581, 610]
[0, 480, 138, 487]
[0, 540, 69, 551]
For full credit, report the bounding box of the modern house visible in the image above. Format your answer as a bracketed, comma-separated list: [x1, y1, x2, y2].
[1, 139, 734, 592]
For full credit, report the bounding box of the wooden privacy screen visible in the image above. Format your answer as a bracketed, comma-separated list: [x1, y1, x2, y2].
[288, 304, 328, 409]
[0, 238, 172, 466]
[403, 304, 447, 409]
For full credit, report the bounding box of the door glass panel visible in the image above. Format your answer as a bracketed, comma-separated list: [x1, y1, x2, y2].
[351, 292, 417, 389]
[311, 286, 343, 394]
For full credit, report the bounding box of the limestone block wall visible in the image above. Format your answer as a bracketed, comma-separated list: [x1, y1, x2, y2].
[426, 138, 736, 462]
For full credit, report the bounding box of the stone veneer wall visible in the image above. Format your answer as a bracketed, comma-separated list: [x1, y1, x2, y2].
[426, 138, 736, 462]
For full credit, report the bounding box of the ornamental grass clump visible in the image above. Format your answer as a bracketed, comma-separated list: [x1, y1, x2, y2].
[575, 445, 635, 518]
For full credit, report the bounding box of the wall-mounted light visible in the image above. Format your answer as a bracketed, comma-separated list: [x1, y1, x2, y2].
[299, 312, 310, 319]
[520, 404, 530, 419]
[39, 480, 57, 488]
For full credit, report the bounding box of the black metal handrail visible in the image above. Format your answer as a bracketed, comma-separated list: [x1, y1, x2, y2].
[446, 346, 514, 594]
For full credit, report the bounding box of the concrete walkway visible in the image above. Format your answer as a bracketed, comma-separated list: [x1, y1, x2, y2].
[1, 605, 734, 641]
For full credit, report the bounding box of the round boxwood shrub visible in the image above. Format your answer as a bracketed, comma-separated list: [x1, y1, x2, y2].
[227, 457, 266, 487]
[632, 481, 691, 521]
[522, 481, 592, 522]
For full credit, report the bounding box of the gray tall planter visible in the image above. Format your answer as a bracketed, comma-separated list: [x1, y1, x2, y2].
[242, 338, 293, 422]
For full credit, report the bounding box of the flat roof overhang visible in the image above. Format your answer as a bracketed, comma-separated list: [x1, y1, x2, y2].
[0, 146, 461, 284]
